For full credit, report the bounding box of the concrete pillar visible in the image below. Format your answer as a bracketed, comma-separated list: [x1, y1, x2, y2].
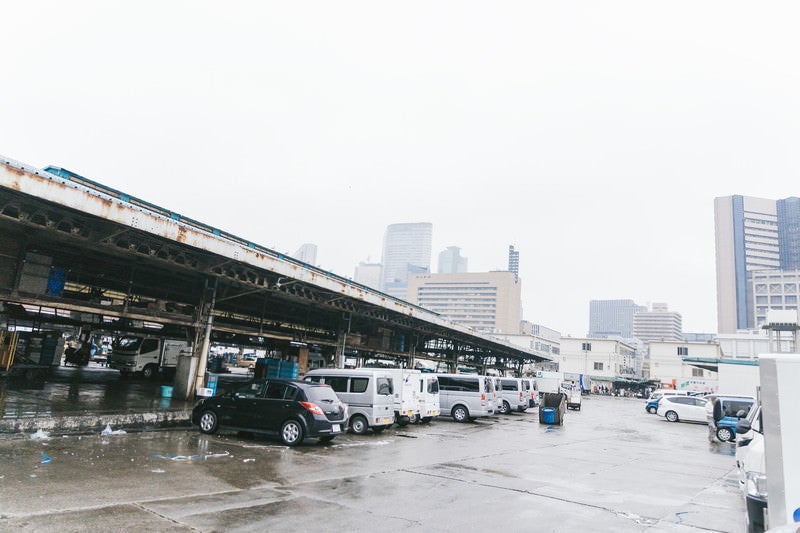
[298, 346, 309, 376]
[192, 279, 217, 395]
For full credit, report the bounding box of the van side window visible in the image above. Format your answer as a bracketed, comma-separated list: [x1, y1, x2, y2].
[326, 377, 348, 393]
[450, 377, 479, 392]
[376, 377, 393, 395]
[351, 377, 369, 393]
[427, 378, 439, 394]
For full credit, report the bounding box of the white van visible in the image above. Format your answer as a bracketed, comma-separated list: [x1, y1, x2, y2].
[382, 368, 422, 426]
[416, 372, 440, 423]
[497, 377, 528, 414]
[521, 378, 538, 408]
[435, 373, 495, 422]
[304, 368, 395, 434]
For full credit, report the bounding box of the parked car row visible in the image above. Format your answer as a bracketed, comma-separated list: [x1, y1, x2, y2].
[644, 389, 755, 443]
[643, 389, 762, 529]
[192, 370, 554, 446]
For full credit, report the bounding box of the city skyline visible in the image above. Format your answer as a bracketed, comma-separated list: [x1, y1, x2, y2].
[3, 3, 799, 336]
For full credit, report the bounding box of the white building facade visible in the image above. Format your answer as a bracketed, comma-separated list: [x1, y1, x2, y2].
[559, 337, 638, 387]
[632, 303, 682, 342]
[407, 271, 521, 334]
[647, 340, 721, 392]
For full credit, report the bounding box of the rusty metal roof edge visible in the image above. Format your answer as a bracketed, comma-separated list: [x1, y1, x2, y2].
[0, 156, 543, 359]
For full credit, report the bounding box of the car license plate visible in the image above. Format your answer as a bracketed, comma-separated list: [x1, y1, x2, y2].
[382, 417, 389, 424]
[332, 424, 341, 433]
[407, 410, 413, 417]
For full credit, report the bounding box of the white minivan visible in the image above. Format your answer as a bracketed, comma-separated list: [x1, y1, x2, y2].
[435, 373, 495, 422]
[304, 368, 395, 434]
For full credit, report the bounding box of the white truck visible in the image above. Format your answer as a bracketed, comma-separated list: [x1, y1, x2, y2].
[109, 335, 191, 379]
[384, 368, 422, 426]
[535, 371, 568, 398]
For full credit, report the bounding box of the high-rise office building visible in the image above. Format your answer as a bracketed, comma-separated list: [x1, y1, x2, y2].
[714, 195, 796, 332]
[407, 271, 522, 334]
[589, 299, 646, 338]
[777, 197, 800, 270]
[508, 245, 519, 276]
[293, 243, 318, 265]
[633, 303, 683, 342]
[353, 261, 382, 291]
[438, 246, 468, 274]
[381, 222, 432, 300]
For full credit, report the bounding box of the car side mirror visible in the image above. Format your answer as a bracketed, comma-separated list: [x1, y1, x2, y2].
[735, 419, 751, 434]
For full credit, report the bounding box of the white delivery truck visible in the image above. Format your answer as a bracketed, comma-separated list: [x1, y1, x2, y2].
[416, 372, 440, 423]
[535, 371, 566, 399]
[109, 335, 190, 379]
[383, 368, 422, 426]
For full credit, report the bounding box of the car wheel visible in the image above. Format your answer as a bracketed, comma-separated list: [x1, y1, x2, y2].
[646, 406, 656, 414]
[665, 410, 679, 423]
[452, 405, 469, 422]
[397, 416, 410, 427]
[142, 364, 157, 380]
[198, 410, 219, 434]
[716, 427, 734, 442]
[499, 401, 510, 415]
[318, 436, 335, 443]
[349, 415, 368, 435]
[421, 417, 432, 424]
[280, 419, 304, 446]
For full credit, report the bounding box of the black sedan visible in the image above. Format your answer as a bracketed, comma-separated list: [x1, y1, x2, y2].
[192, 379, 348, 446]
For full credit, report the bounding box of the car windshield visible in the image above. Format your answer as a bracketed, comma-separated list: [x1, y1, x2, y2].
[115, 336, 142, 351]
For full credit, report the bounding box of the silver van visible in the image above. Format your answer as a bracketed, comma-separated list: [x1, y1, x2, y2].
[497, 377, 528, 414]
[304, 368, 395, 434]
[435, 373, 495, 422]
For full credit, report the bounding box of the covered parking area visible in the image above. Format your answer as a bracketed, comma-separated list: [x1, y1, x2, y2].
[1, 156, 550, 403]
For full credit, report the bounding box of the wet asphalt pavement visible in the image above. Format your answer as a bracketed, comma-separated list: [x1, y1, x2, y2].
[0, 394, 745, 532]
[0, 366, 251, 434]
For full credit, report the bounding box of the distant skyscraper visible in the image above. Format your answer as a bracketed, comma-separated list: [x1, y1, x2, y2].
[293, 243, 318, 265]
[777, 197, 800, 270]
[438, 246, 468, 274]
[633, 303, 683, 342]
[508, 245, 519, 276]
[589, 299, 646, 338]
[381, 222, 432, 300]
[353, 261, 382, 290]
[715, 196, 780, 332]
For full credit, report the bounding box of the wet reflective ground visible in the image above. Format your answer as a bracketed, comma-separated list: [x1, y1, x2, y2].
[0, 366, 250, 420]
[0, 396, 746, 532]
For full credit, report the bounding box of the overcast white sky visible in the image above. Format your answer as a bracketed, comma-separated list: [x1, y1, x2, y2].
[2, 2, 799, 336]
